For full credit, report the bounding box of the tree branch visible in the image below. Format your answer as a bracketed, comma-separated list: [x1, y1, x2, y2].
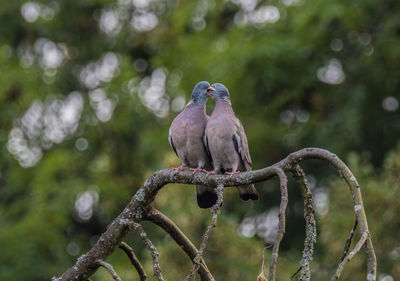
[268, 168, 288, 281]
[292, 164, 317, 281]
[331, 231, 369, 281]
[145, 208, 214, 281]
[289, 266, 302, 281]
[183, 184, 224, 281]
[96, 260, 122, 281]
[130, 222, 164, 281]
[55, 148, 376, 281]
[340, 219, 358, 263]
[119, 242, 147, 281]
[257, 245, 272, 281]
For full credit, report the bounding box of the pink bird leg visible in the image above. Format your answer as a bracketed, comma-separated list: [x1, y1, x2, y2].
[190, 167, 203, 174]
[224, 171, 240, 177]
[172, 165, 186, 171]
[205, 170, 217, 177]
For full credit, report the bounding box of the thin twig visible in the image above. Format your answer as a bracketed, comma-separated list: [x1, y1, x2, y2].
[130, 223, 165, 281]
[340, 220, 358, 262]
[183, 184, 224, 281]
[119, 242, 147, 281]
[260, 245, 272, 275]
[257, 245, 273, 280]
[289, 266, 302, 281]
[331, 231, 369, 281]
[57, 148, 376, 281]
[96, 260, 122, 281]
[269, 168, 288, 281]
[292, 164, 317, 281]
[145, 209, 214, 281]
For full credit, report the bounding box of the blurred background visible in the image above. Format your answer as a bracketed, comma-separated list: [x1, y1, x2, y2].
[0, 0, 399, 280]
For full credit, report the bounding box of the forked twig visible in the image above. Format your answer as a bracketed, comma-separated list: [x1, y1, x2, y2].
[96, 260, 122, 281]
[145, 209, 214, 281]
[261, 245, 272, 275]
[340, 220, 358, 262]
[119, 241, 147, 281]
[183, 184, 224, 281]
[269, 168, 288, 281]
[331, 231, 369, 281]
[56, 148, 376, 281]
[130, 222, 164, 281]
[258, 245, 272, 281]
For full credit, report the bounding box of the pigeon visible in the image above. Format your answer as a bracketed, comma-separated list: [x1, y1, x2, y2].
[204, 83, 259, 201]
[168, 81, 218, 208]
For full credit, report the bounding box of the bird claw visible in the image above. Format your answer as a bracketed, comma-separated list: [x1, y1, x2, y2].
[205, 170, 217, 177]
[190, 167, 203, 174]
[225, 171, 240, 178]
[172, 165, 186, 171]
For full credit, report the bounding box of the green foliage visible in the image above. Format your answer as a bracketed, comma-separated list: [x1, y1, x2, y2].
[0, 0, 399, 280]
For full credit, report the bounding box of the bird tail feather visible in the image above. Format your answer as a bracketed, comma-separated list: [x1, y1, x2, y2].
[195, 185, 218, 209]
[237, 184, 259, 201]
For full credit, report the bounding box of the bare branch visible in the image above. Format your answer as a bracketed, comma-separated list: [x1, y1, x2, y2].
[56, 148, 376, 281]
[96, 260, 122, 281]
[130, 222, 164, 281]
[145, 209, 214, 281]
[340, 220, 358, 262]
[257, 245, 272, 281]
[331, 231, 369, 281]
[289, 266, 302, 281]
[183, 185, 224, 281]
[268, 168, 288, 281]
[292, 164, 317, 281]
[119, 242, 147, 281]
[282, 148, 376, 280]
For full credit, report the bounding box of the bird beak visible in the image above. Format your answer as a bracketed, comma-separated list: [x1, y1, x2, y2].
[207, 87, 216, 98]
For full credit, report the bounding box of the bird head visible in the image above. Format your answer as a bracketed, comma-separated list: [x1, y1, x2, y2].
[207, 83, 230, 101]
[191, 81, 211, 106]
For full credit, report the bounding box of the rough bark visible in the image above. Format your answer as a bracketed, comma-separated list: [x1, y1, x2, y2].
[53, 148, 376, 281]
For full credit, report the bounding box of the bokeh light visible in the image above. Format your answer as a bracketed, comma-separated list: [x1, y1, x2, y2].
[317, 59, 346, 85]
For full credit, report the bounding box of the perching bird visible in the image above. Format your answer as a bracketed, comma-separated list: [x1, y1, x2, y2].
[168, 81, 218, 208]
[204, 83, 259, 201]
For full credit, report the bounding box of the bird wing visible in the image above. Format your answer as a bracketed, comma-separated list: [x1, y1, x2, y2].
[232, 118, 252, 171]
[168, 127, 178, 157]
[203, 132, 212, 163]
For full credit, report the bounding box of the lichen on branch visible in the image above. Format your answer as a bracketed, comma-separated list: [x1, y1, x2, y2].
[55, 148, 376, 281]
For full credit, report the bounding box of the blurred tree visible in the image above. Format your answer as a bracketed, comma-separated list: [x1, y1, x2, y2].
[0, 0, 399, 280]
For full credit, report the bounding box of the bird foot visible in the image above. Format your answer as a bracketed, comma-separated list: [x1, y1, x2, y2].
[205, 170, 217, 177]
[225, 171, 240, 178]
[172, 165, 186, 171]
[190, 167, 203, 174]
